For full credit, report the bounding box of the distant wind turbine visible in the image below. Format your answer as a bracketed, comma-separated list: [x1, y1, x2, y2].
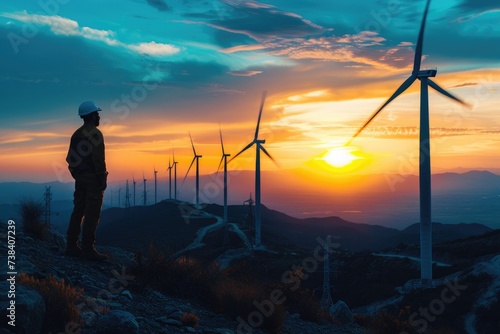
[142, 172, 147, 206]
[173, 151, 178, 200]
[216, 127, 231, 229]
[132, 175, 136, 206]
[230, 91, 276, 248]
[154, 167, 158, 204]
[346, 0, 469, 286]
[183, 133, 202, 208]
[167, 157, 173, 200]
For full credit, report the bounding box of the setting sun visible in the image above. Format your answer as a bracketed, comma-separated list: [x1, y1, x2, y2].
[324, 147, 358, 168]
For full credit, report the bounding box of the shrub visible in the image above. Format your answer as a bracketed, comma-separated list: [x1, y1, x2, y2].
[18, 197, 49, 239]
[129, 244, 287, 334]
[211, 278, 286, 334]
[18, 273, 83, 333]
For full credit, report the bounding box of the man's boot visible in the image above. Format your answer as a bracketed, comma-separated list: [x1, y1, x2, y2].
[65, 240, 82, 257]
[82, 245, 108, 261]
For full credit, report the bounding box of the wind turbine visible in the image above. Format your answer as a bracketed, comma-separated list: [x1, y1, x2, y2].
[216, 127, 231, 229]
[154, 167, 158, 204]
[142, 172, 147, 206]
[167, 157, 173, 200]
[230, 91, 276, 248]
[347, 0, 469, 286]
[173, 151, 178, 200]
[183, 133, 202, 208]
[132, 175, 136, 206]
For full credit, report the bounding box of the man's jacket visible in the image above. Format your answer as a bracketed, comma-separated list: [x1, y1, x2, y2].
[66, 123, 107, 184]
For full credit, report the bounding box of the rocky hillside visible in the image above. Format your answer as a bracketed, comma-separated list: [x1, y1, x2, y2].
[0, 228, 365, 334]
[2, 202, 499, 334]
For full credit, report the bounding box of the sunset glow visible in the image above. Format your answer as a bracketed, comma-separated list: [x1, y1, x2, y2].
[323, 147, 359, 168]
[0, 1, 498, 189]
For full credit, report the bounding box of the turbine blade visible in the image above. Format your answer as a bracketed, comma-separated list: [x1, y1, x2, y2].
[254, 90, 268, 140]
[413, 0, 432, 74]
[182, 157, 196, 185]
[216, 156, 224, 176]
[347, 75, 416, 145]
[428, 79, 471, 108]
[260, 146, 279, 167]
[189, 132, 197, 156]
[219, 126, 225, 155]
[228, 142, 254, 164]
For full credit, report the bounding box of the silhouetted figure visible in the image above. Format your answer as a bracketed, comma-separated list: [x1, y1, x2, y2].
[65, 101, 108, 261]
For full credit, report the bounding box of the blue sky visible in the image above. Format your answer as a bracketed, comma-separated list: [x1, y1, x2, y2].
[0, 0, 499, 183]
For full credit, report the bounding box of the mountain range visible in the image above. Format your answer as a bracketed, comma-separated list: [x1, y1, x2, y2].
[96, 200, 493, 253]
[1, 170, 499, 231]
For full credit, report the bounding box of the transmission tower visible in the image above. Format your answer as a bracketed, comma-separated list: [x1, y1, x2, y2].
[242, 193, 255, 231]
[44, 186, 52, 225]
[320, 235, 334, 310]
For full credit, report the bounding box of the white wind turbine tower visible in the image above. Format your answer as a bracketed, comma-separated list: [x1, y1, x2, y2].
[167, 158, 173, 200]
[173, 152, 178, 200]
[142, 172, 147, 206]
[154, 167, 158, 204]
[132, 176, 136, 206]
[183, 133, 203, 208]
[216, 127, 231, 228]
[230, 91, 276, 249]
[347, 0, 469, 286]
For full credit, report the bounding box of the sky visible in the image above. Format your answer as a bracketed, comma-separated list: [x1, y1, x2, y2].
[0, 0, 499, 188]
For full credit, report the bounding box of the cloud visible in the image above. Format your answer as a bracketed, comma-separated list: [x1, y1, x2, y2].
[220, 44, 266, 53]
[228, 70, 262, 77]
[146, 0, 170, 12]
[452, 82, 478, 88]
[207, 1, 324, 40]
[128, 41, 180, 56]
[1, 11, 179, 57]
[453, 0, 500, 22]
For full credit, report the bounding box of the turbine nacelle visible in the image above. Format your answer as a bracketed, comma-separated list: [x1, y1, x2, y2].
[418, 69, 437, 78]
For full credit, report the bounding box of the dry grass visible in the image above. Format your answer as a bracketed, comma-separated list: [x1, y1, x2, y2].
[18, 273, 84, 333]
[130, 243, 286, 333]
[180, 311, 199, 328]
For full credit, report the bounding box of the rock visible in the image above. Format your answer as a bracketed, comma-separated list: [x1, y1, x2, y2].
[186, 327, 196, 333]
[121, 289, 133, 300]
[96, 310, 139, 334]
[48, 231, 67, 251]
[329, 300, 354, 324]
[152, 290, 166, 300]
[157, 316, 183, 327]
[201, 329, 235, 334]
[215, 328, 235, 334]
[0, 282, 45, 334]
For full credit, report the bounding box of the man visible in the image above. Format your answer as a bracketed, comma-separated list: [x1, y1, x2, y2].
[65, 101, 108, 261]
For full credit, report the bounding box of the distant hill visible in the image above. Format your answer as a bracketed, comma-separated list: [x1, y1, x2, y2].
[97, 201, 218, 252]
[2, 169, 499, 230]
[97, 201, 494, 253]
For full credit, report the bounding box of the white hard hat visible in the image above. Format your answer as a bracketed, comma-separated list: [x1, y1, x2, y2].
[78, 101, 102, 116]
